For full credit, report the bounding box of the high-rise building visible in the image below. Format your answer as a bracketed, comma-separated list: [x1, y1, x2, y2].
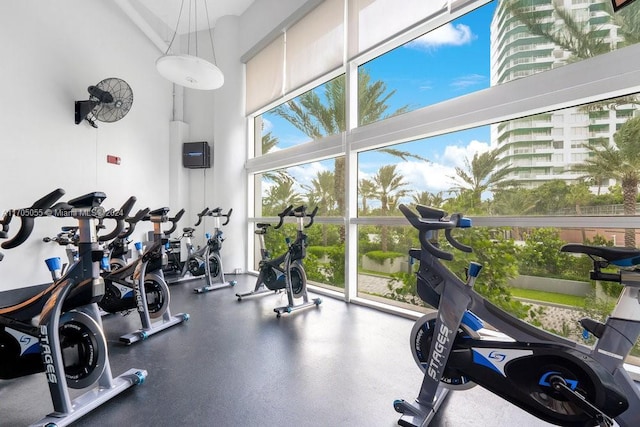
[490, 0, 634, 189]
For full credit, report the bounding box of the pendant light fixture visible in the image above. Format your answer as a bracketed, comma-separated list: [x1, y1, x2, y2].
[156, 0, 224, 90]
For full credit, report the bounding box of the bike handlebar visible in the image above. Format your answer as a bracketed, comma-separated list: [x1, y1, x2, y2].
[203, 207, 233, 226]
[304, 206, 318, 228]
[164, 209, 185, 236]
[98, 196, 136, 242]
[275, 205, 294, 229]
[194, 207, 210, 226]
[222, 208, 232, 226]
[1, 188, 66, 249]
[399, 204, 472, 261]
[119, 207, 151, 238]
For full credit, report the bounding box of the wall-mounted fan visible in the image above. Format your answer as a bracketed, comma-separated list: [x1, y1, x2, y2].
[75, 78, 133, 128]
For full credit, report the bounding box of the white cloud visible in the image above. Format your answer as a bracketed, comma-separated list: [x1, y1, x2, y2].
[395, 161, 456, 194]
[288, 162, 329, 191]
[261, 117, 273, 133]
[407, 23, 475, 50]
[441, 139, 491, 168]
[357, 139, 493, 198]
[450, 73, 485, 90]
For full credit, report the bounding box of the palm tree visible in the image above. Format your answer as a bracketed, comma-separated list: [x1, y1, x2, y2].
[304, 170, 337, 214]
[449, 147, 513, 213]
[262, 131, 278, 154]
[573, 115, 640, 247]
[303, 170, 336, 245]
[272, 70, 413, 240]
[411, 190, 446, 208]
[372, 164, 409, 251]
[358, 178, 377, 215]
[262, 175, 303, 215]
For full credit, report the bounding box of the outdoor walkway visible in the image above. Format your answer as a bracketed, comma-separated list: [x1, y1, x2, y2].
[358, 272, 393, 295]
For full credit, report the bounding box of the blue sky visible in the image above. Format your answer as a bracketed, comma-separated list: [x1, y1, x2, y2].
[262, 2, 498, 198]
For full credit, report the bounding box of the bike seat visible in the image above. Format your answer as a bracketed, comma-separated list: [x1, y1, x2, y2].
[256, 223, 271, 229]
[149, 207, 170, 216]
[183, 227, 195, 233]
[68, 192, 107, 208]
[61, 226, 78, 232]
[561, 244, 640, 266]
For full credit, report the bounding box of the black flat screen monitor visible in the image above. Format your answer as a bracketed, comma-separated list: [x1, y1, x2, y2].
[183, 142, 211, 169]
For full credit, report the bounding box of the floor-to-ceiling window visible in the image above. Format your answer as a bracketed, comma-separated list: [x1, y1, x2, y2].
[244, 0, 640, 359]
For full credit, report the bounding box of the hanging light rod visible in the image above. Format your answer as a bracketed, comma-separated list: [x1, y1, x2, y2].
[156, 0, 224, 90]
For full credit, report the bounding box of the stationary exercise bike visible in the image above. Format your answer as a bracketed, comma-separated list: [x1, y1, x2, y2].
[43, 197, 146, 273]
[236, 205, 322, 317]
[103, 202, 150, 271]
[0, 189, 146, 427]
[164, 207, 207, 283]
[393, 204, 640, 427]
[100, 206, 189, 345]
[193, 207, 237, 293]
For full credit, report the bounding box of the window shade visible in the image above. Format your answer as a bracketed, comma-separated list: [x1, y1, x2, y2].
[246, 33, 284, 115]
[348, 0, 448, 58]
[285, 0, 345, 95]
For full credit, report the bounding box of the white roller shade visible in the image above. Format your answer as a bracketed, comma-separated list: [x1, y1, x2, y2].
[285, 0, 345, 94]
[348, 0, 448, 58]
[246, 33, 285, 114]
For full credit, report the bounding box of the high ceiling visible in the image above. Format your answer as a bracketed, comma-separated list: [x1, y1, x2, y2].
[137, 0, 255, 35]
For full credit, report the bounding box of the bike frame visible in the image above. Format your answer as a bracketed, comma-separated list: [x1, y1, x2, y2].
[0, 190, 147, 427]
[395, 204, 640, 427]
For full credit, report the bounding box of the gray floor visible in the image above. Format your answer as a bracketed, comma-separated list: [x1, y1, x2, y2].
[2, 274, 550, 426]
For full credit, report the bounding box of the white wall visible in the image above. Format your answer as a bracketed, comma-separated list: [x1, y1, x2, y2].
[0, 0, 174, 290]
[0, 0, 313, 290]
[181, 0, 312, 273]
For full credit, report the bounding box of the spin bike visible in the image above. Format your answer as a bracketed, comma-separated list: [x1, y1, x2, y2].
[394, 204, 640, 427]
[103, 201, 150, 270]
[193, 207, 237, 293]
[101, 206, 189, 345]
[0, 189, 146, 427]
[43, 197, 145, 273]
[236, 205, 321, 317]
[164, 207, 207, 283]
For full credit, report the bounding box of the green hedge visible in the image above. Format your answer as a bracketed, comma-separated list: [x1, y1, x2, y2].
[363, 250, 405, 265]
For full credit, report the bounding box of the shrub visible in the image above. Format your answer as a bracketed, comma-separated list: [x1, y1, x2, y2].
[363, 250, 405, 265]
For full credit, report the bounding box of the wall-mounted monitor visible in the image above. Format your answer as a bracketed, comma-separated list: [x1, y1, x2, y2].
[183, 142, 211, 169]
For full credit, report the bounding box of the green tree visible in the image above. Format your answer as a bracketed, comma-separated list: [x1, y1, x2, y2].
[530, 180, 571, 215]
[358, 178, 377, 216]
[262, 175, 303, 215]
[411, 190, 446, 208]
[449, 147, 513, 214]
[492, 187, 537, 215]
[303, 170, 336, 245]
[273, 70, 411, 239]
[372, 165, 409, 251]
[574, 116, 640, 247]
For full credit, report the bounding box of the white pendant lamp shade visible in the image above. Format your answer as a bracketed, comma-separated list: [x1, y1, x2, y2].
[156, 54, 224, 90]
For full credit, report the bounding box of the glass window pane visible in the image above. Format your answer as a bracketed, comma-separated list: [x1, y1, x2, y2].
[357, 0, 640, 126]
[492, 0, 640, 85]
[358, 3, 494, 124]
[357, 223, 640, 362]
[254, 158, 344, 217]
[253, 76, 345, 156]
[358, 94, 640, 219]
